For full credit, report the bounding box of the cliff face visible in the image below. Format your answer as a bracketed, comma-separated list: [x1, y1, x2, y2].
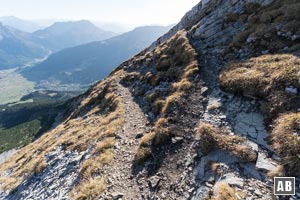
[1, 0, 300, 199]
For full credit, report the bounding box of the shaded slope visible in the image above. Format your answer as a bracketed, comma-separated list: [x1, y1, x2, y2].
[22, 26, 171, 85]
[0, 24, 47, 69]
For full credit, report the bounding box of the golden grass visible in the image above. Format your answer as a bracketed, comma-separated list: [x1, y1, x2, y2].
[196, 123, 257, 162]
[73, 177, 106, 200]
[171, 78, 192, 92]
[0, 75, 126, 193]
[161, 92, 184, 115]
[130, 31, 199, 164]
[207, 102, 222, 111]
[134, 132, 155, 164]
[267, 165, 285, 178]
[220, 54, 300, 120]
[210, 183, 241, 200]
[271, 113, 300, 176]
[220, 54, 300, 97]
[230, 0, 300, 52]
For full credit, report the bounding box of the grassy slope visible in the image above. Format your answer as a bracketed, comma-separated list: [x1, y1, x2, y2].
[220, 0, 300, 176]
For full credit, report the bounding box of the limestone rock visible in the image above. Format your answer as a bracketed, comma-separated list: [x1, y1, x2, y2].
[285, 87, 298, 94]
[149, 176, 161, 188]
[220, 173, 244, 188]
[194, 150, 239, 178]
[111, 192, 124, 200]
[256, 152, 278, 172]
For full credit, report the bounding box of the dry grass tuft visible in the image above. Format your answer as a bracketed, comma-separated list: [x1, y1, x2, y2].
[0, 76, 125, 194]
[271, 113, 300, 176]
[220, 54, 300, 120]
[207, 102, 222, 111]
[209, 183, 241, 200]
[224, 12, 240, 23]
[132, 31, 199, 164]
[196, 123, 257, 162]
[267, 165, 285, 178]
[73, 178, 106, 200]
[134, 132, 155, 164]
[229, 0, 300, 53]
[161, 92, 184, 115]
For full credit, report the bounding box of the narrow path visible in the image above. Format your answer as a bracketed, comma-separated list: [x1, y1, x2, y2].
[101, 83, 150, 199]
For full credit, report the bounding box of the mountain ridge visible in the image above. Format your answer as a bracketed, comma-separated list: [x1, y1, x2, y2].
[0, 19, 117, 70]
[22, 25, 171, 86]
[31, 20, 117, 51]
[0, 23, 48, 69]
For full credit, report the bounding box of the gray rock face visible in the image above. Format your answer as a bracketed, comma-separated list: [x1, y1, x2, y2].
[191, 186, 211, 200]
[3, 147, 85, 200]
[256, 152, 278, 172]
[219, 173, 244, 188]
[194, 150, 239, 178]
[147, 0, 273, 52]
[234, 112, 270, 149]
[0, 149, 18, 165]
[201, 0, 212, 6]
[285, 87, 298, 94]
[149, 176, 162, 188]
[179, 0, 276, 199]
[240, 163, 262, 180]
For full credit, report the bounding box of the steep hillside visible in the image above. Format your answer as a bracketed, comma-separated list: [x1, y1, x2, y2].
[31, 20, 116, 51]
[0, 90, 80, 154]
[0, 23, 47, 69]
[1, 0, 300, 199]
[22, 26, 171, 86]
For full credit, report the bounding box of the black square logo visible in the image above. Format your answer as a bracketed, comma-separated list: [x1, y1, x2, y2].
[274, 177, 295, 196]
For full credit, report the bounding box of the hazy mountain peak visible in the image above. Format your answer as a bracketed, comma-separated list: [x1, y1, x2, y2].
[0, 22, 48, 69]
[32, 20, 117, 51]
[0, 16, 42, 33]
[22, 25, 171, 86]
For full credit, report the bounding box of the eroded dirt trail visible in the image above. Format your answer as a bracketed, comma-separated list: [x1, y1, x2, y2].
[101, 83, 150, 199]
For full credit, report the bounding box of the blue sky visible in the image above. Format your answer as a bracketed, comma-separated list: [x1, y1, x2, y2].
[0, 0, 200, 25]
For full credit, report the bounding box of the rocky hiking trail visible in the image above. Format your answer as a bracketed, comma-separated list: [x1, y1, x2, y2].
[101, 83, 150, 199]
[185, 15, 283, 198]
[102, 78, 208, 200]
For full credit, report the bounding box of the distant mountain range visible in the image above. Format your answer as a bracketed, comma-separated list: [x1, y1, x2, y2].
[0, 16, 171, 88]
[0, 16, 42, 33]
[31, 20, 117, 51]
[22, 26, 171, 85]
[0, 19, 117, 69]
[0, 23, 47, 69]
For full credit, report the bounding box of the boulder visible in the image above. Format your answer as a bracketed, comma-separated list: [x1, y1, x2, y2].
[219, 173, 244, 188]
[256, 152, 278, 172]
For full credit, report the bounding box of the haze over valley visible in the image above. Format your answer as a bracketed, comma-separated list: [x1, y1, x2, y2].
[0, 6, 179, 160]
[0, 18, 170, 104]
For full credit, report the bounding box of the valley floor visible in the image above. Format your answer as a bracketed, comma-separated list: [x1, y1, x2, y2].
[0, 68, 34, 105]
